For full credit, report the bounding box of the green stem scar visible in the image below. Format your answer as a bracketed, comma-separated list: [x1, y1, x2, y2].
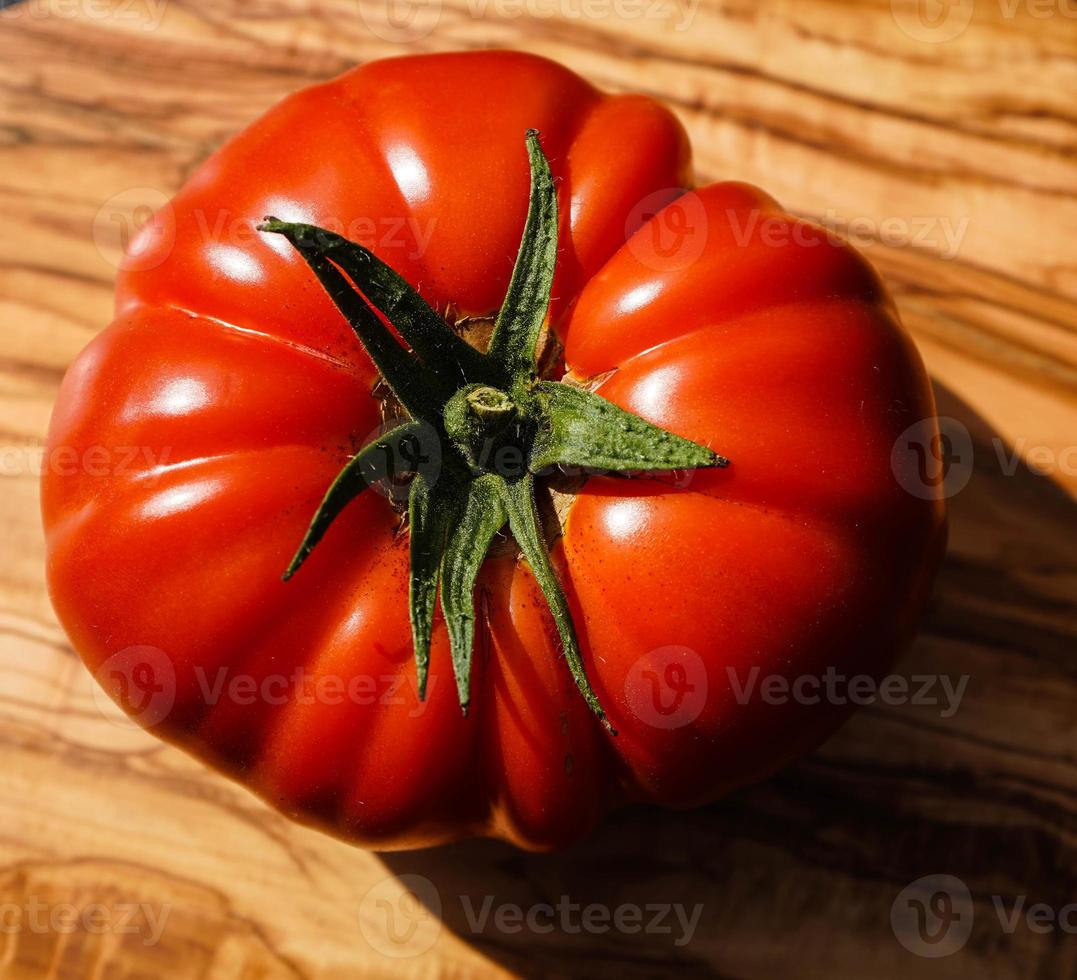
[259, 129, 729, 734]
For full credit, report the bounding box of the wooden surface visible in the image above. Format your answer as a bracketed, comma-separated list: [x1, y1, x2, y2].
[1, 1, 1075, 977]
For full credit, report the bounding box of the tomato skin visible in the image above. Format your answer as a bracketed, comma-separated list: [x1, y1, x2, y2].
[42, 51, 944, 851]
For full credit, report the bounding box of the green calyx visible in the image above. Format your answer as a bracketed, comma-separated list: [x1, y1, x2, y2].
[259, 129, 729, 734]
[443, 385, 519, 472]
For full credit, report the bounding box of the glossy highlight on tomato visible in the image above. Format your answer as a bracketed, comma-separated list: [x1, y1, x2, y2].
[42, 50, 946, 851]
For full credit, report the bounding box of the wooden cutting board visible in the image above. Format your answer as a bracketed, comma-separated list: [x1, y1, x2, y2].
[1, 1, 1074, 977]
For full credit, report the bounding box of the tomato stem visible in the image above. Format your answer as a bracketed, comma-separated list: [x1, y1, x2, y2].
[259, 130, 729, 732]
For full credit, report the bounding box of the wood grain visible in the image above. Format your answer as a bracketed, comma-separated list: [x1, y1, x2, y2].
[0, 0, 1074, 977]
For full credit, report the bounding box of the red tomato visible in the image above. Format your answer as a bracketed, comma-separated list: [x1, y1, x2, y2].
[42, 51, 945, 850]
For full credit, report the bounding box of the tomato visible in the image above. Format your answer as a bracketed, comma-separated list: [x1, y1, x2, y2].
[42, 50, 945, 851]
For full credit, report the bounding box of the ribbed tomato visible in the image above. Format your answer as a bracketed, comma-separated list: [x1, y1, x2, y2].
[43, 50, 945, 851]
